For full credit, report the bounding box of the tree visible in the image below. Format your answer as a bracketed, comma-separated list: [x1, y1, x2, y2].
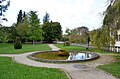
[9, 23, 18, 42]
[0, 0, 10, 24]
[17, 10, 24, 24]
[77, 26, 89, 35]
[65, 28, 71, 35]
[90, 26, 115, 49]
[16, 15, 29, 43]
[42, 22, 53, 43]
[43, 12, 50, 24]
[52, 22, 62, 40]
[65, 26, 89, 43]
[90, 29, 102, 49]
[42, 21, 62, 43]
[28, 11, 43, 44]
[14, 37, 22, 49]
[77, 26, 89, 44]
[0, 26, 10, 43]
[90, 0, 120, 49]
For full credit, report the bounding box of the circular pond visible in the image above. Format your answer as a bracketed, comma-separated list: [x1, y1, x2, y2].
[28, 50, 99, 63]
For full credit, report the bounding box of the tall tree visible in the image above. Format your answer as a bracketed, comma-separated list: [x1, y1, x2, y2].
[52, 22, 62, 40]
[28, 11, 43, 44]
[42, 21, 62, 43]
[90, 27, 114, 49]
[0, 0, 10, 24]
[90, 3, 118, 50]
[43, 12, 50, 24]
[16, 15, 29, 43]
[17, 10, 23, 24]
[15, 10, 30, 43]
[90, 0, 120, 49]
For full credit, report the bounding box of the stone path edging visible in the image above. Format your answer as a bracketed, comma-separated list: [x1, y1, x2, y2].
[0, 44, 117, 79]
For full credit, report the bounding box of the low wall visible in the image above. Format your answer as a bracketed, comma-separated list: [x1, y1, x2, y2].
[27, 50, 99, 63]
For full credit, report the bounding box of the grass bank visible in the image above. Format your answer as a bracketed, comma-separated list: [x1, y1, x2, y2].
[0, 43, 51, 54]
[0, 57, 68, 79]
[55, 44, 117, 54]
[97, 55, 120, 78]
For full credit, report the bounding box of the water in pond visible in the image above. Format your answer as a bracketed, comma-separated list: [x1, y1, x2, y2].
[33, 51, 95, 61]
[67, 53, 92, 60]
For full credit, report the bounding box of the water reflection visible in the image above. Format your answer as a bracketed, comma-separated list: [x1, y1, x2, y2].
[67, 53, 92, 60]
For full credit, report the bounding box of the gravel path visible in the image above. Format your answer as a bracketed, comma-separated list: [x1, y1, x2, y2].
[0, 44, 117, 79]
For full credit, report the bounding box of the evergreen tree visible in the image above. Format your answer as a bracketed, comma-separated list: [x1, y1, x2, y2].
[43, 12, 50, 24]
[16, 10, 29, 43]
[16, 15, 29, 43]
[17, 10, 23, 24]
[28, 11, 43, 44]
[23, 11, 26, 22]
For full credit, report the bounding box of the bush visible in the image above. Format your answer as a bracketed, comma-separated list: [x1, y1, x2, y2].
[14, 37, 22, 49]
[58, 49, 69, 56]
[64, 41, 70, 46]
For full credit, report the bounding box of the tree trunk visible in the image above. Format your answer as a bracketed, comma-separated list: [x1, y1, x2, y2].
[33, 39, 34, 45]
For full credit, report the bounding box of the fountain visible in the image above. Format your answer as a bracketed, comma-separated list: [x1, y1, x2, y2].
[28, 50, 99, 63]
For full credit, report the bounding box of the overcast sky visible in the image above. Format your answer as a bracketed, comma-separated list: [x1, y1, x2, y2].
[2, 0, 108, 32]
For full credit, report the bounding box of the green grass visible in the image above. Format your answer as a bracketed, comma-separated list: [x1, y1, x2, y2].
[0, 57, 68, 79]
[97, 55, 120, 78]
[113, 55, 120, 60]
[55, 44, 117, 54]
[0, 43, 51, 54]
[55, 44, 120, 78]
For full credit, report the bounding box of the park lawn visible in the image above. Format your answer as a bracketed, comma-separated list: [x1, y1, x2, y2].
[0, 57, 68, 79]
[55, 44, 120, 78]
[97, 55, 120, 78]
[55, 44, 117, 54]
[0, 43, 51, 54]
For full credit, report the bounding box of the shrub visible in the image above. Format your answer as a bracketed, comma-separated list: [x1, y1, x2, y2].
[58, 49, 69, 56]
[14, 37, 22, 49]
[64, 41, 70, 46]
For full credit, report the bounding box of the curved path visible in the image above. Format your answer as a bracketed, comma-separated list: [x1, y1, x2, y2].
[0, 44, 117, 79]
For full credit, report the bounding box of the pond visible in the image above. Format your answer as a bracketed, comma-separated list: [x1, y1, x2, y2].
[28, 51, 99, 63]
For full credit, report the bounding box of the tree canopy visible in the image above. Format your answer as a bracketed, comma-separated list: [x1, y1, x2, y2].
[0, 0, 10, 24]
[42, 21, 62, 43]
[90, 0, 120, 49]
[43, 12, 50, 24]
[65, 26, 89, 43]
[17, 10, 26, 24]
[28, 11, 43, 44]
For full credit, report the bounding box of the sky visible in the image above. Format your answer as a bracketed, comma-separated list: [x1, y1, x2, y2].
[2, 0, 108, 33]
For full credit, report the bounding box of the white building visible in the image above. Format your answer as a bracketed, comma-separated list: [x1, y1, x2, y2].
[115, 30, 120, 46]
[112, 30, 120, 52]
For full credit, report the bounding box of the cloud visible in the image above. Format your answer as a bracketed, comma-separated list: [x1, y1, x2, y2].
[2, 0, 107, 32]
